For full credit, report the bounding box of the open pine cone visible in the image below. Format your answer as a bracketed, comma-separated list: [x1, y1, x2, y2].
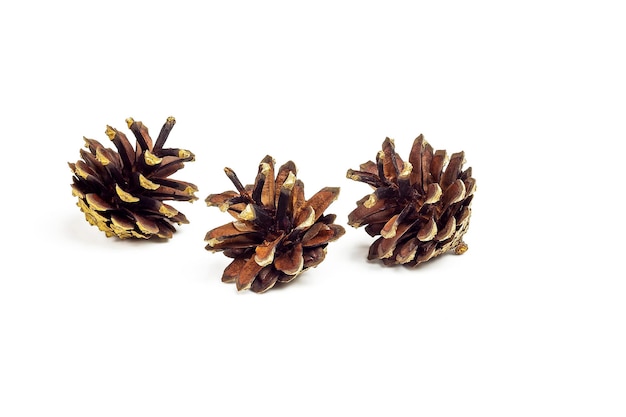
[205, 156, 345, 293]
[69, 117, 198, 239]
[346, 135, 476, 266]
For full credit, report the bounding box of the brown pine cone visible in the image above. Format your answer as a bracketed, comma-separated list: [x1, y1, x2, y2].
[68, 117, 198, 239]
[346, 135, 476, 266]
[205, 156, 345, 293]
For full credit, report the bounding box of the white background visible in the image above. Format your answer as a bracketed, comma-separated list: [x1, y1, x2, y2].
[1, 1, 625, 416]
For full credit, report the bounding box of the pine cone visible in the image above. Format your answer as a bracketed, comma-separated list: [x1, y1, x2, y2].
[205, 156, 345, 293]
[346, 135, 476, 266]
[69, 117, 198, 239]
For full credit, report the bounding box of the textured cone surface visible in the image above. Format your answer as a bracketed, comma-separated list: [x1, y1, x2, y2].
[347, 135, 475, 266]
[69, 117, 198, 239]
[205, 156, 345, 293]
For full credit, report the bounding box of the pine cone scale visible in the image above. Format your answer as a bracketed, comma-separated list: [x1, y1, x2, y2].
[206, 233, 262, 251]
[303, 246, 326, 269]
[430, 150, 447, 183]
[236, 256, 265, 291]
[349, 206, 400, 229]
[254, 233, 285, 267]
[251, 267, 281, 293]
[205, 222, 254, 242]
[107, 128, 134, 173]
[302, 224, 344, 247]
[441, 152, 465, 190]
[303, 187, 340, 223]
[274, 161, 297, 199]
[408, 135, 425, 190]
[382, 138, 403, 181]
[222, 257, 247, 283]
[347, 194, 395, 226]
[126, 118, 153, 150]
[273, 242, 304, 276]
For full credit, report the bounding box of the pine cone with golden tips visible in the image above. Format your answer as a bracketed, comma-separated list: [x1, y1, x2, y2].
[205, 156, 345, 293]
[346, 135, 476, 266]
[68, 117, 198, 239]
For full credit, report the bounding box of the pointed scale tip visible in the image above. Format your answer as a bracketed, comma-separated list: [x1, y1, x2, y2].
[239, 204, 256, 221]
[399, 161, 413, 178]
[158, 203, 179, 218]
[364, 193, 377, 208]
[178, 149, 192, 158]
[261, 154, 275, 164]
[283, 171, 296, 190]
[326, 187, 340, 200]
[260, 161, 271, 175]
[105, 126, 116, 140]
[115, 184, 140, 203]
[95, 147, 111, 166]
[144, 150, 163, 166]
[346, 169, 360, 181]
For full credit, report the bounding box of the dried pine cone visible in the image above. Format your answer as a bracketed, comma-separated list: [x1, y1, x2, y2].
[205, 156, 345, 293]
[68, 117, 198, 239]
[346, 135, 476, 266]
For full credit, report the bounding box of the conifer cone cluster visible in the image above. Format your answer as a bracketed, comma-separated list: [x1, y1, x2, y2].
[69, 117, 198, 239]
[347, 135, 476, 266]
[205, 156, 345, 293]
